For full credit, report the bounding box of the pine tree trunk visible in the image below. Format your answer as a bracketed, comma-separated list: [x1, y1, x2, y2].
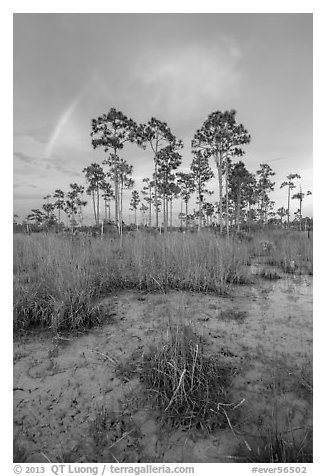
[114, 151, 119, 226]
[71, 206, 75, 233]
[97, 187, 100, 225]
[120, 180, 123, 235]
[163, 193, 166, 233]
[92, 190, 97, 224]
[198, 178, 202, 231]
[236, 185, 241, 232]
[170, 198, 173, 228]
[217, 152, 223, 233]
[300, 200, 303, 230]
[154, 144, 158, 228]
[225, 155, 229, 237]
[287, 186, 290, 227]
[149, 186, 152, 227]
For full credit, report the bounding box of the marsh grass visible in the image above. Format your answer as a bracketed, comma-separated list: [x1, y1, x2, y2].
[13, 233, 250, 331]
[236, 353, 313, 463]
[13, 230, 312, 331]
[142, 321, 237, 431]
[259, 268, 281, 280]
[240, 413, 313, 463]
[249, 230, 313, 275]
[123, 231, 251, 291]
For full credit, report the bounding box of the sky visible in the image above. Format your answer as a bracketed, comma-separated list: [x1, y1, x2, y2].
[13, 13, 313, 224]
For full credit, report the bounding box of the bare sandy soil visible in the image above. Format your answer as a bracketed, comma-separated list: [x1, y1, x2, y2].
[13, 273, 312, 463]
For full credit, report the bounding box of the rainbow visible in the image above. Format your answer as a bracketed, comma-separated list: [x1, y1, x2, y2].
[44, 75, 111, 158]
[44, 88, 85, 159]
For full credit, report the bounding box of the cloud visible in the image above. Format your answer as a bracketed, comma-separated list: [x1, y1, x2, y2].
[13, 182, 37, 189]
[14, 151, 38, 164]
[45, 155, 81, 177]
[266, 156, 291, 163]
[14, 151, 78, 180]
[130, 40, 242, 122]
[14, 124, 53, 145]
[14, 192, 43, 200]
[14, 166, 41, 177]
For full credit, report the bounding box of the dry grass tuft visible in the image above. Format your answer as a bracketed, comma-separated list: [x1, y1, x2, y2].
[142, 322, 237, 431]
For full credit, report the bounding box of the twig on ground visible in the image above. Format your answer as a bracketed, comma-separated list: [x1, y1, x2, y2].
[107, 430, 134, 450]
[110, 452, 119, 463]
[164, 368, 187, 412]
[40, 452, 52, 463]
[151, 276, 164, 292]
[212, 399, 251, 451]
[86, 349, 118, 365]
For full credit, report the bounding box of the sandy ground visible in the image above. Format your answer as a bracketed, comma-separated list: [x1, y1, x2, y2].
[13, 272, 313, 463]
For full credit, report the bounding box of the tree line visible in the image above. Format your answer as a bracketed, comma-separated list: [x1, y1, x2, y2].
[18, 108, 312, 234]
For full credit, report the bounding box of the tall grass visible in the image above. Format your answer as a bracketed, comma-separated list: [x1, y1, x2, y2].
[123, 231, 251, 291]
[14, 235, 105, 331]
[248, 230, 313, 274]
[13, 232, 250, 331]
[13, 230, 313, 331]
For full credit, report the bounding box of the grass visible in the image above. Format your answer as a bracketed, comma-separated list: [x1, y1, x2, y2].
[239, 408, 313, 463]
[13, 230, 312, 331]
[13, 232, 251, 331]
[259, 268, 281, 280]
[142, 321, 239, 431]
[234, 351, 313, 463]
[13, 229, 313, 462]
[248, 229, 313, 275]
